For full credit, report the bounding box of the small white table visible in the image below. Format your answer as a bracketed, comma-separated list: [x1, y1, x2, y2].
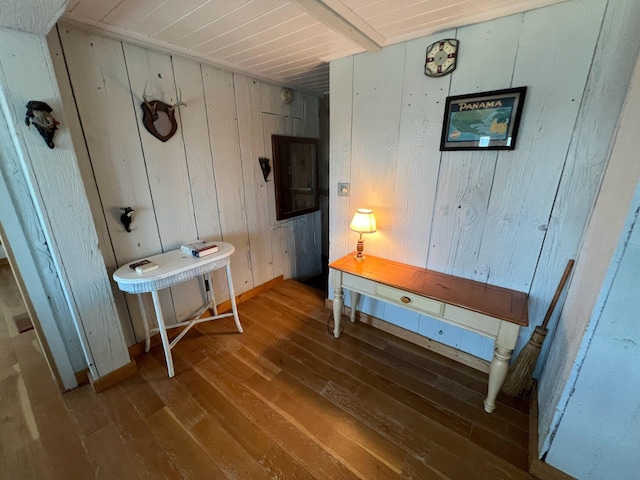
[113, 242, 243, 377]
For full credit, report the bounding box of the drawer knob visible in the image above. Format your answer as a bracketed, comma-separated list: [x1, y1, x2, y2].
[400, 296, 411, 304]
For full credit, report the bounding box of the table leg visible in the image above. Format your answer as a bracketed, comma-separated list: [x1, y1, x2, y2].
[225, 264, 243, 333]
[205, 272, 218, 315]
[137, 294, 151, 353]
[484, 344, 513, 413]
[151, 289, 175, 378]
[350, 291, 360, 323]
[484, 322, 519, 413]
[331, 269, 343, 338]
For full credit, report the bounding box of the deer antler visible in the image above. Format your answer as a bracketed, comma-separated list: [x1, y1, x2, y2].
[142, 82, 158, 120]
[168, 89, 187, 115]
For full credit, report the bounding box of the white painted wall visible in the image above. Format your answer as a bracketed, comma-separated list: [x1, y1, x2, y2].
[545, 182, 640, 478]
[539, 49, 640, 476]
[0, 26, 129, 382]
[329, 0, 640, 368]
[49, 24, 322, 346]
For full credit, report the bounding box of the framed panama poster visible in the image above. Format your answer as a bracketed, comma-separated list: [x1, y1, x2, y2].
[440, 87, 527, 151]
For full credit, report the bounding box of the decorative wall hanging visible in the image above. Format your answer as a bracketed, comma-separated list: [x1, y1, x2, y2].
[440, 87, 527, 151]
[425, 39, 459, 77]
[25, 101, 59, 149]
[120, 207, 134, 232]
[140, 90, 186, 142]
[258, 157, 271, 182]
[280, 88, 293, 104]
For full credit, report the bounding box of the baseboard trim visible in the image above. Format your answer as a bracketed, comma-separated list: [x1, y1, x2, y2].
[75, 368, 89, 386]
[324, 299, 490, 374]
[529, 385, 575, 479]
[128, 275, 284, 359]
[89, 360, 137, 393]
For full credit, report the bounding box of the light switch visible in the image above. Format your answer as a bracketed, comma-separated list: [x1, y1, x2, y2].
[338, 183, 350, 196]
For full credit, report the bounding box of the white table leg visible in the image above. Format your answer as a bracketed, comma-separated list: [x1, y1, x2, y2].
[151, 289, 175, 378]
[350, 291, 360, 323]
[483, 345, 512, 413]
[225, 264, 243, 333]
[332, 269, 343, 338]
[484, 322, 519, 413]
[205, 272, 218, 315]
[137, 294, 151, 353]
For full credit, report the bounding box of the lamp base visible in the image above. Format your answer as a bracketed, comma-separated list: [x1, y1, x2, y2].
[354, 238, 365, 261]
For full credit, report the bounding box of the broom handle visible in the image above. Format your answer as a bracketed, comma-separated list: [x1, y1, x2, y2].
[540, 259, 575, 330]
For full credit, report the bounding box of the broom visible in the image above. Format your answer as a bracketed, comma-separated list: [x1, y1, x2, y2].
[501, 259, 575, 398]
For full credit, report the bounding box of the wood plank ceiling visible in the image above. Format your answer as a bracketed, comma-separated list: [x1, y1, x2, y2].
[62, 0, 566, 94]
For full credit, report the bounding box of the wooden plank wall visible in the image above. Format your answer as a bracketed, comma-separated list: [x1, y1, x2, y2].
[329, 0, 640, 363]
[50, 24, 321, 346]
[1, 28, 129, 380]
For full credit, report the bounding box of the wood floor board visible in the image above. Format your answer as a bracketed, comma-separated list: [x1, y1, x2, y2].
[322, 380, 531, 479]
[248, 297, 372, 362]
[83, 421, 171, 480]
[31, 395, 94, 478]
[401, 452, 450, 480]
[1, 273, 533, 479]
[243, 301, 489, 441]
[120, 370, 167, 419]
[177, 366, 281, 458]
[189, 415, 273, 480]
[192, 359, 358, 479]
[146, 406, 228, 479]
[245, 371, 406, 479]
[471, 423, 529, 471]
[358, 352, 520, 442]
[0, 335, 17, 372]
[283, 330, 473, 437]
[97, 382, 184, 479]
[0, 440, 49, 480]
[137, 353, 209, 429]
[436, 375, 529, 430]
[10, 332, 60, 406]
[60, 381, 111, 437]
[0, 368, 38, 456]
[229, 314, 359, 393]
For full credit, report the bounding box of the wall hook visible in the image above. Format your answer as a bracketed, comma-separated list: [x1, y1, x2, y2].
[258, 157, 271, 182]
[120, 207, 134, 232]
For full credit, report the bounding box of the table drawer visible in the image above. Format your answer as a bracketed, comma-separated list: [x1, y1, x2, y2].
[375, 284, 444, 317]
[442, 304, 500, 337]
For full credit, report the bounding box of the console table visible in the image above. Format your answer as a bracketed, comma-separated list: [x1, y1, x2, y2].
[113, 242, 243, 377]
[329, 253, 528, 413]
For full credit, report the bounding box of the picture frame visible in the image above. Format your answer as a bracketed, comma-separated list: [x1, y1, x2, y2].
[440, 87, 527, 151]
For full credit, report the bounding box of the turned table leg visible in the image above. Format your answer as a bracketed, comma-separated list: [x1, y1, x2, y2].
[484, 345, 512, 413]
[484, 322, 520, 413]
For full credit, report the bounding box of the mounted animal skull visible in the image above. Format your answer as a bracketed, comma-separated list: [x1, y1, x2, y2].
[140, 88, 187, 142]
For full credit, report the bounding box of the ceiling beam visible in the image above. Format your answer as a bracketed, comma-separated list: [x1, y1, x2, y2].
[293, 0, 384, 51]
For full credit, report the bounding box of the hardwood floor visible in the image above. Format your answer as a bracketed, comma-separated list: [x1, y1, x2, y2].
[0, 264, 533, 479]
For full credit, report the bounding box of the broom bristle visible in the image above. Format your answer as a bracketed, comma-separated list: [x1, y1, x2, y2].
[501, 327, 548, 398]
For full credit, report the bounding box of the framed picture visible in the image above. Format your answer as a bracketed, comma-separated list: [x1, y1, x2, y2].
[440, 87, 527, 151]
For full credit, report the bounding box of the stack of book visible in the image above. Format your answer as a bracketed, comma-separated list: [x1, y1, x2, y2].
[181, 240, 219, 257]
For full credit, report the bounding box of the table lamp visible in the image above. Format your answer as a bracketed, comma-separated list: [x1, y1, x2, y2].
[350, 208, 376, 261]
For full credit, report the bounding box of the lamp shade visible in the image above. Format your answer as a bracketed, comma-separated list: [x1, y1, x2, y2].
[350, 208, 377, 234]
